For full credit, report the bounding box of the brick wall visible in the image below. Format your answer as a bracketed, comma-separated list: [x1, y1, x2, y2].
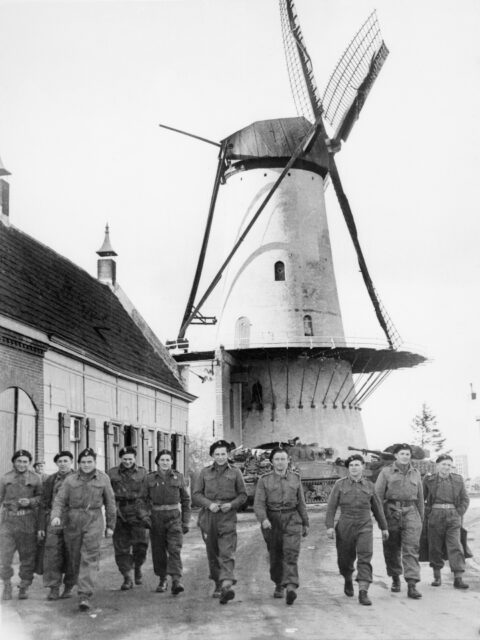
[0, 331, 45, 460]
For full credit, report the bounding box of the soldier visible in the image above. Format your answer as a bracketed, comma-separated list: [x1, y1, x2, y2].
[326, 454, 389, 606]
[50, 447, 116, 611]
[375, 443, 424, 599]
[33, 461, 48, 483]
[193, 439, 247, 604]
[423, 453, 470, 589]
[42, 451, 76, 600]
[146, 449, 190, 595]
[108, 446, 150, 590]
[253, 447, 309, 605]
[0, 449, 43, 600]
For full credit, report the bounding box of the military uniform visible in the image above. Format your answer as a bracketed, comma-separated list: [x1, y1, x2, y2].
[108, 464, 149, 579]
[146, 469, 190, 580]
[326, 476, 387, 586]
[42, 470, 75, 591]
[51, 469, 116, 598]
[193, 462, 247, 587]
[423, 472, 469, 575]
[254, 470, 308, 588]
[375, 462, 424, 582]
[0, 469, 42, 588]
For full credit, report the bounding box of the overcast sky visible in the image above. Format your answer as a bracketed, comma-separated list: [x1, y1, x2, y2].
[1, 0, 480, 471]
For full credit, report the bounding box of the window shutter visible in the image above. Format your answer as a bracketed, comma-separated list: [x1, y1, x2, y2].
[79, 418, 87, 451]
[59, 413, 71, 451]
[184, 436, 190, 476]
[104, 421, 113, 471]
[87, 418, 97, 451]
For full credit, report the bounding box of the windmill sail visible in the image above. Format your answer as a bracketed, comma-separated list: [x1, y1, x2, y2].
[322, 11, 389, 142]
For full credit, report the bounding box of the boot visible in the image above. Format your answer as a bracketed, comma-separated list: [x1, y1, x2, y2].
[61, 585, 74, 599]
[286, 585, 297, 606]
[219, 581, 235, 605]
[391, 575, 401, 592]
[171, 579, 184, 595]
[2, 581, 12, 601]
[156, 578, 168, 593]
[358, 590, 372, 606]
[344, 577, 354, 597]
[18, 586, 28, 600]
[407, 580, 422, 599]
[453, 577, 469, 590]
[431, 568, 441, 587]
[273, 584, 284, 599]
[212, 583, 222, 598]
[79, 597, 91, 611]
[47, 586, 60, 600]
[120, 573, 133, 591]
[134, 566, 143, 585]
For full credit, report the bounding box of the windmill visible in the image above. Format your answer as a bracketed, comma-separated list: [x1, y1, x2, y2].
[164, 1, 426, 454]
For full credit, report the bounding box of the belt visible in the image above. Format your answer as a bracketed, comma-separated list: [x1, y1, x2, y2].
[116, 498, 137, 504]
[388, 500, 416, 508]
[267, 507, 297, 514]
[432, 503, 456, 510]
[152, 504, 180, 511]
[4, 509, 31, 517]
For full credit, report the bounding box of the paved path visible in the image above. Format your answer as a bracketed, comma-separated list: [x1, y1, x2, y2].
[1, 504, 480, 640]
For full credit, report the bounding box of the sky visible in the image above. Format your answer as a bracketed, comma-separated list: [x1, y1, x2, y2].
[1, 0, 480, 472]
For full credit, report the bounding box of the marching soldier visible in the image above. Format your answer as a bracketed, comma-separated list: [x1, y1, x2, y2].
[108, 446, 150, 590]
[375, 443, 424, 599]
[50, 448, 116, 611]
[254, 447, 309, 605]
[0, 449, 43, 600]
[42, 451, 76, 600]
[146, 449, 191, 595]
[193, 439, 247, 604]
[326, 454, 388, 605]
[423, 454, 470, 589]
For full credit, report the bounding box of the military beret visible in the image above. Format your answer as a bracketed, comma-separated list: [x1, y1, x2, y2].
[12, 449, 32, 463]
[54, 450, 74, 463]
[269, 447, 288, 462]
[345, 454, 365, 468]
[119, 446, 137, 458]
[155, 449, 173, 464]
[78, 447, 96, 462]
[436, 454, 453, 464]
[209, 439, 231, 457]
[392, 443, 412, 454]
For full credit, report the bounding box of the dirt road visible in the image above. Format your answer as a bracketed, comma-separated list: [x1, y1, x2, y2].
[1, 503, 480, 640]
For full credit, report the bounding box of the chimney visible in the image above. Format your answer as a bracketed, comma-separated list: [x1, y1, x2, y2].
[96, 223, 118, 286]
[0, 155, 11, 221]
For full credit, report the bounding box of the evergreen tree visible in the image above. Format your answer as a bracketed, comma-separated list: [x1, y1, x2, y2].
[410, 403, 450, 455]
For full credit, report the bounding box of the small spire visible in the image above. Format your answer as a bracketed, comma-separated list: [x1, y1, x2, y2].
[96, 223, 117, 257]
[0, 154, 11, 177]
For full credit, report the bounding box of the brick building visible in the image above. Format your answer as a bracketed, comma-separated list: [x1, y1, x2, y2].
[0, 163, 194, 475]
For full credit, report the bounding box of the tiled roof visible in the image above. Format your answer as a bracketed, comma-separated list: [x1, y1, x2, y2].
[0, 221, 185, 394]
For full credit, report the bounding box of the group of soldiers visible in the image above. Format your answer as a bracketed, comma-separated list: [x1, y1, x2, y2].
[0, 439, 471, 612]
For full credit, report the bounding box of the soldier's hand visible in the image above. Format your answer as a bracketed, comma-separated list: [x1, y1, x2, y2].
[37, 530, 45, 541]
[302, 526, 309, 537]
[382, 530, 389, 541]
[327, 527, 335, 539]
[220, 503, 232, 513]
[105, 527, 114, 538]
[51, 517, 61, 528]
[209, 503, 220, 513]
[261, 519, 272, 530]
[18, 498, 30, 508]
[182, 525, 189, 534]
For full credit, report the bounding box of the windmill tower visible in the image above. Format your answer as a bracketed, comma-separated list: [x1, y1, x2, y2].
[166, 1, 426, 455]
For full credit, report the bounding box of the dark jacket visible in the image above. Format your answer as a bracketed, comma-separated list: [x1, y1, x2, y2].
[108, 464, 148, 521]
[41, 470, 75, 529]
[145, 469, 191, 527]
[423, 472, 469, 517]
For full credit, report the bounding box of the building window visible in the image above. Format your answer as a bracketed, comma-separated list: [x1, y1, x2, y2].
[0, 387, 37, 475]
[104, 421, 122, 470]
[274, 261, 285, 281]
[304, 315, 313, 336]
[234, 316, 251, 348]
